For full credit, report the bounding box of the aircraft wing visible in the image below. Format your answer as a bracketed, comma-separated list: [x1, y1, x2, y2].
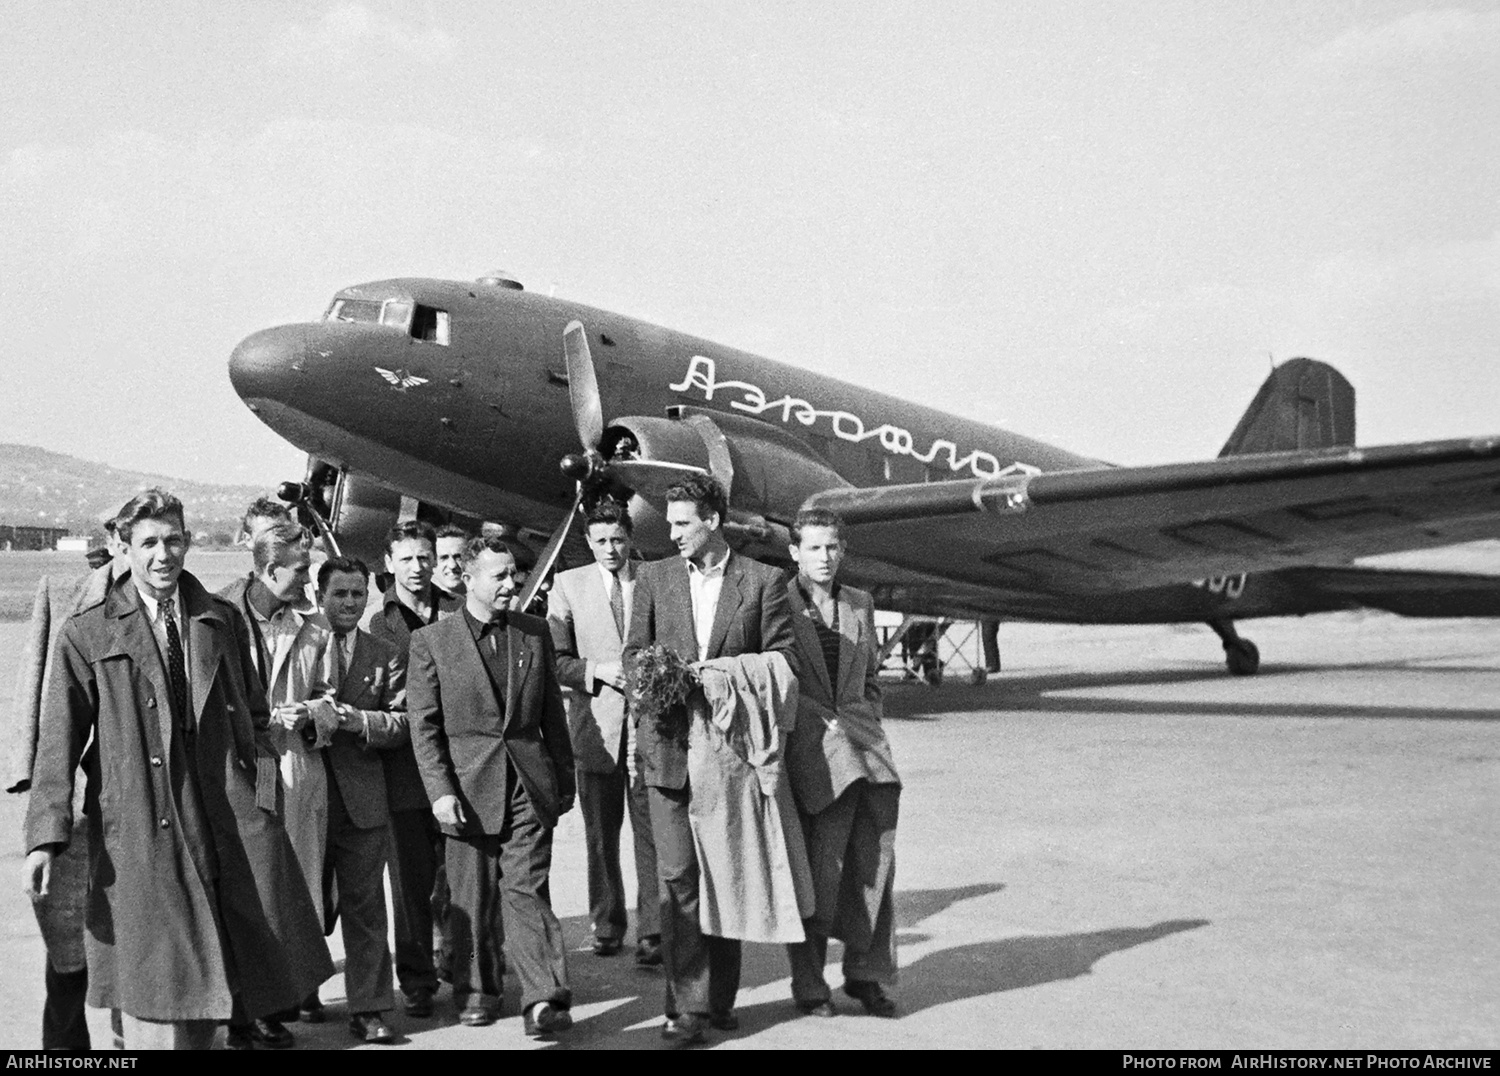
[806, 437, 1500, 595]
[1277, 565, 1500, 617]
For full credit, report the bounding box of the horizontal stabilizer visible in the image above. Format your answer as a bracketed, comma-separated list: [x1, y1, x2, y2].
[1281, 565, 1500, 618]
[1220, 358, 1354, 457]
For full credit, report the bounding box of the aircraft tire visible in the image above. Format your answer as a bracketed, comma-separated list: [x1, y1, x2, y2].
[1225, 639, 1260, 677]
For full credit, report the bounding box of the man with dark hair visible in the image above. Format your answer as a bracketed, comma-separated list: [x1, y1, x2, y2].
[433, 523, 469, 603]
[314, 556, 407, 1043]
[548, 500, 660, 965]
[408, 535, 576, 1037]
[623, 474, 798, 1044]
[23, 489, 331, 1050]
[782, 508, 902, 1019]
[5, 516, 126, 1049]
[366, 519, 460, 1017]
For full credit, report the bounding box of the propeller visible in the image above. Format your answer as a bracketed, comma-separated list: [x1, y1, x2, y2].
[513, 320, 712, 613]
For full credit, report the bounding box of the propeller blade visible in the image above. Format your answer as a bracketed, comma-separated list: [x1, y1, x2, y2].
[564, 320, 604, 450]
[515, 486, 583, 613]
[609, 459, 710, 497]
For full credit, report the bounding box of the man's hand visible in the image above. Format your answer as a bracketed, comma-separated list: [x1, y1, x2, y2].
[23, 849, 54, 899]
[274, 702, 310, 731]
[595, 661, 628, 694]
[432, 794, 466, 828]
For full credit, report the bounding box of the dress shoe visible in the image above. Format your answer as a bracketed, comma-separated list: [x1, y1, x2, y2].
[797, 999, 837, 1018]
[843, 979, 897, 1018]
[523, 1002, 571, 1038]
[348, 1012, 396, 1044]
[458, 1001, 498, 1027]
[300, 995, 326, 1024]
[708, 1009, 739, 1031]
[225, 1024, 254, 1051]
[247, 1017, 295, 1048]
[402, 987, 434, 1018]
[634, 935, 663, 966]
[660, 1012, 708, 1046]
[592, 936, 623, 956]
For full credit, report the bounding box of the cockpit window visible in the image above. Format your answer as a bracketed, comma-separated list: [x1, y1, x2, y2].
[325, 298, 383, 323]
[380, 300, 413, 329]
[412, 305, 450, 345]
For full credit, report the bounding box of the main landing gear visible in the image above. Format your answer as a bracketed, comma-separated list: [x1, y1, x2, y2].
[1208, 619, 1260, 676]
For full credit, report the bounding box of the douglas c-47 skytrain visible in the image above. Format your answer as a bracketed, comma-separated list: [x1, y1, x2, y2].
[228, 270, 1500, 676]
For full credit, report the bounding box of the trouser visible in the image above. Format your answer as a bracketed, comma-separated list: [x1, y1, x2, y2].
[388, 807, 441, 993]
[32, 814, 90, 1050]
[648, 781, 741, 1017]
[116, 1014, 218, 1051]
[445, 775, 570, 1013]
[327, 779, 394, 1013]
[786, 780, 901, 1005]
[578, 759, 659, 944]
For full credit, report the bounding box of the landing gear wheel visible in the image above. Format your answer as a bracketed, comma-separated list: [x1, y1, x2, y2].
[1225, 639, 1260, 677]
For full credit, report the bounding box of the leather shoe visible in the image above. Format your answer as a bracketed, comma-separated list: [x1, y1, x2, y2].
[592, 936, 623, 956]
[843, 979, 897, 1018]
[797, 999, 837, 1018]
[348, 1012, 396, 1044]
[459, 1002, 497, 1027]
[523, 1001, 571, 1037]
[708, 1009, 739, 1031]
[660, 1012, 708, 1046]
[225, 1024, 254, 1050]
[301, 995, 326, 1024]
[402, 987, 434, 1018]
[634, 935, 663, 966]
[247, 1017, 295, 1048]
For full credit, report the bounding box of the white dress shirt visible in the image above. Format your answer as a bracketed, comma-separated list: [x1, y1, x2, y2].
[686, 552, 728, 662]
[136, 584, 190, 694]
[596, 561, 635, 639]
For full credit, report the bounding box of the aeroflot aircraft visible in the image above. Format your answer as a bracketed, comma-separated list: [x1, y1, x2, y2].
[228, 270, 1500, 676]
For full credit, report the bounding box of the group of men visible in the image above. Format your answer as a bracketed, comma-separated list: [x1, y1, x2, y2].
[11, 473, 903, 1049]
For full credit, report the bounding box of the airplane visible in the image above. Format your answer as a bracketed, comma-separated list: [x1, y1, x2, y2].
[227, 270, 1500, 677]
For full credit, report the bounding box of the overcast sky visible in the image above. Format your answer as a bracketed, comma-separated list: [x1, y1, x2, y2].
[2, 1, 1496, 487]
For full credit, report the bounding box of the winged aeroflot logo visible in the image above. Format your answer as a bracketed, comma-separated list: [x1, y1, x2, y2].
[375, 367, 430, 391]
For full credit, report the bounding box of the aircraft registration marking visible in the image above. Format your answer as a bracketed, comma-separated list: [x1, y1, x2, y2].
[671, 355, 1037, 481]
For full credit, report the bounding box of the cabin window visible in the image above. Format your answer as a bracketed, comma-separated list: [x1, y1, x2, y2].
[325, 298, 383, 323]
[380, 300, 413, 330]
[411, 305, 450, 345]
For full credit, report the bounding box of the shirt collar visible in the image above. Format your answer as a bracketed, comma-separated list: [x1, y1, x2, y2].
[687, 549, 729, 579]
[598, 561, 634, 586]
[463, 606, 507, 639]
[136, 584, 181, 624]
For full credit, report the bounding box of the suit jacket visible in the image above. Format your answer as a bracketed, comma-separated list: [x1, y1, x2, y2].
[5, 564, 115, 795]
[23, 572, 332, 1021]
[325, 627, 408, 829]
[406, 610, 575, 835]
[623, 550, 797, 791]
[365, 587, 459, 812]
[547, 562, 632, 773]
[783, 581, 900, 815]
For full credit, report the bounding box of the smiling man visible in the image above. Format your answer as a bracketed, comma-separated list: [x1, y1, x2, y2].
[22, 489, 331, 1050]
[623, 474, 797, 1045]
[407, 536, 576, 1037]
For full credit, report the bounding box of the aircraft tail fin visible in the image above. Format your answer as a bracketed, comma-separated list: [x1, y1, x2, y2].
[1219, 358, 1355, 457]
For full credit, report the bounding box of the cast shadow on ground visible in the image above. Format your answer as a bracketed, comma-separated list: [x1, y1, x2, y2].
[883, 662, 1500, 722]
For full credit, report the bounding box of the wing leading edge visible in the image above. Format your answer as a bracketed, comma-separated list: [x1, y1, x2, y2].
[805, 436, 1500, 595]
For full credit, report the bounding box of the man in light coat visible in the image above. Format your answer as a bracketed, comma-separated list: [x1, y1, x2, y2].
[22, 489, 332, 1050]
[547, 499, 659, 964]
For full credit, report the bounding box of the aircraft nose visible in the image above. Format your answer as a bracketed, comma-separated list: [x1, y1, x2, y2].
[228, 325, 308, 404]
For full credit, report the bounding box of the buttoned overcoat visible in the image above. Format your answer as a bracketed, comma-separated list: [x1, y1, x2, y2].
[23, 571, 334, 1022]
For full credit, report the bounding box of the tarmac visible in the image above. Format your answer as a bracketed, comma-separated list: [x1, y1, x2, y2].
[0, 609, 1495, 1050]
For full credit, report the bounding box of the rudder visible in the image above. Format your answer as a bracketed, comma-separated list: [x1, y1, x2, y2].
[1218, 357, 1355, 457]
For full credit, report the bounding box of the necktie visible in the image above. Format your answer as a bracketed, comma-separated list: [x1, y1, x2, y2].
[332, 633, 348, 690]
[163, 602, 190, 730]
[609, 570, 625, 637]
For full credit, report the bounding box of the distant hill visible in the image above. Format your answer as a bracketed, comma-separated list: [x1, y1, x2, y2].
[0, 442, 273, 545]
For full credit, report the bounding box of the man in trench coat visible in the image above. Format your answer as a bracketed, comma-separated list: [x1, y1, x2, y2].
[22, 489, 332, 1050]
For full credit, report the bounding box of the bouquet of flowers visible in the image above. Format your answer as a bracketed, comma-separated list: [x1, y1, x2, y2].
[630, 643, 701, 750]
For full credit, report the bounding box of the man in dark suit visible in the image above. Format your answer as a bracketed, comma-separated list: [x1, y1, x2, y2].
[781, 508, 901, 1019]
[364, 520, 460, 1017]
[548, 499, 660, 964]
[407, 535, 576, 1038]
[314, 557, 409, 1044]
[22, 489, 332, 1050]
[623, 474, 797, 1045]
